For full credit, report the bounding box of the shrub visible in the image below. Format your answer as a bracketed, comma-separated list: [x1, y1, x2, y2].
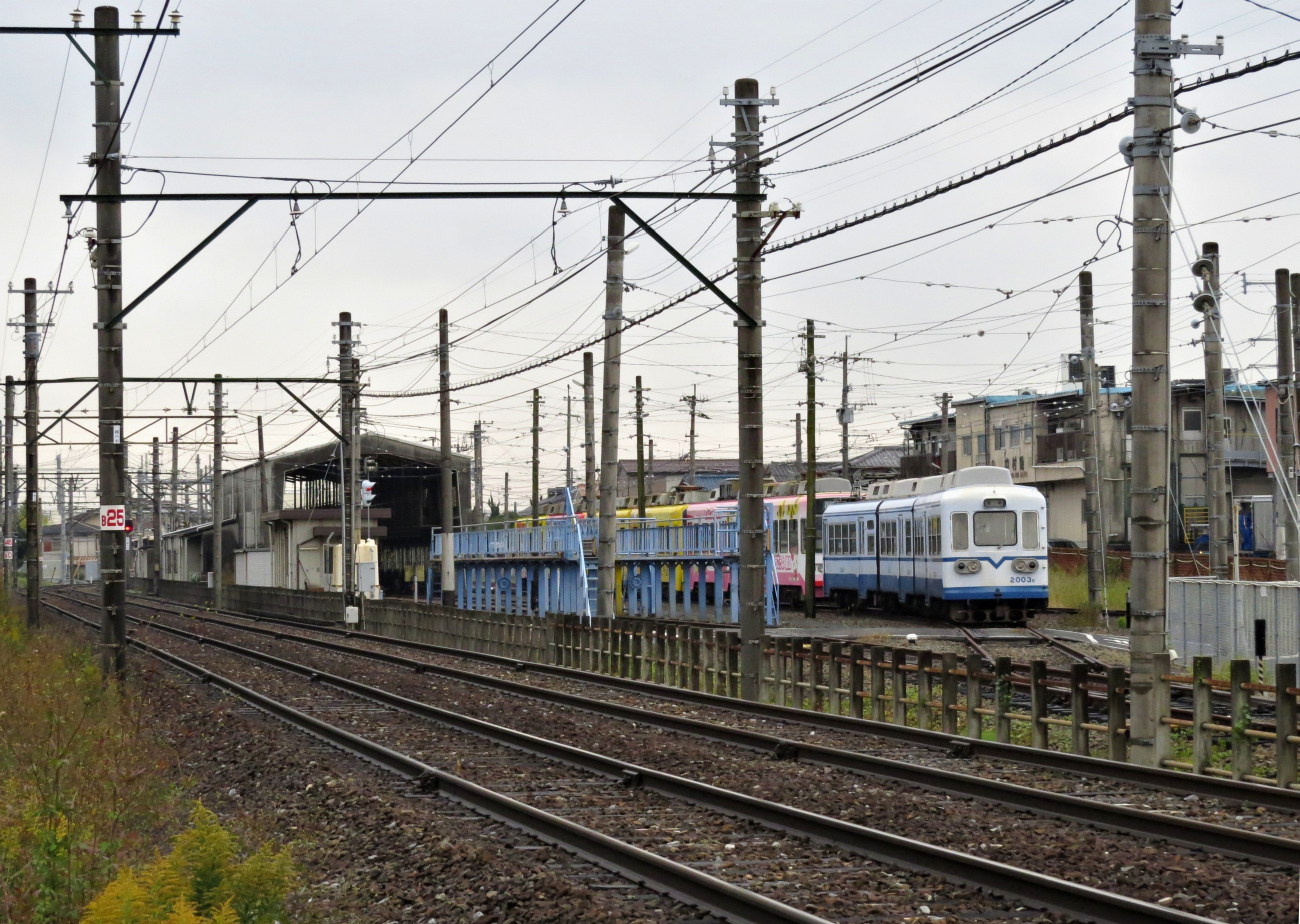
[0, 604, 172, 923]
[83, 803, 295, 924]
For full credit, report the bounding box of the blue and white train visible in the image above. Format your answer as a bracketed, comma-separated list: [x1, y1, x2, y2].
[822, 466, 1048, 624]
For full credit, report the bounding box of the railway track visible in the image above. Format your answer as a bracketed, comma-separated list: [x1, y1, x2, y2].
[63, 590, 1298, 867]
[46, 591, 1300, 922]
[106, 589, 1300, 813]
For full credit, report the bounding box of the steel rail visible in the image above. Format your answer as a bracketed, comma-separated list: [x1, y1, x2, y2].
[43, 597, 1224, 924]
[41, 599, 833, 924]
[1028, 627, 1110, 674]
[86, 592, 1299, 868]
[106, 591, 1300, 812]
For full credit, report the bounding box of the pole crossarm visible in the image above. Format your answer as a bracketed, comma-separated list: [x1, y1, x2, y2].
[30, 376, 341, 385]
[61, 190, 757, 203]
[611, 196, 757, 328]
[277, 383, 343, 441]
[0, 27, 179, 35]
[33, 384, 98, 445]
[104, 199, 256, 328]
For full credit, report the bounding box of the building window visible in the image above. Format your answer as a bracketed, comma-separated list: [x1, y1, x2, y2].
[1023, 424, 1034, 445]
[1182, 408, 1203, 435]
[962, 435, 972, 456]
[1009, 425, 1020, 448]
[994, 427, 1005, 450]
[977, 434, 987, 457]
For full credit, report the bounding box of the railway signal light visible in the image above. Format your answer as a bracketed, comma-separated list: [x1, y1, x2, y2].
[360, 480, 375, 507]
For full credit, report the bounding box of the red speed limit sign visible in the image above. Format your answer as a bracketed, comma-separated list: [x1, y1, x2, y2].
[100, 505, 126, 530]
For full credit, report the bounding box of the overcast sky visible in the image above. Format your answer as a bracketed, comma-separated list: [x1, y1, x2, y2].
[3, 0, 1299, 508]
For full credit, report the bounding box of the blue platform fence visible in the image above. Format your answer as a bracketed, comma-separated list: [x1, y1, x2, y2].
[429, 492, 778, 625]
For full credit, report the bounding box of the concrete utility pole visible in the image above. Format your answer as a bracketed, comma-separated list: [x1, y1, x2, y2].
[151, 437, 161, 595]
[439, 309, 455, 606]
[802, 318, 818, 620]
[66, 477, 75, 584]
[256, 415, 268, 527]
[682, 386, 705, 486]
[1293, 274, 1300, 515]
[1275, 269, 1298, 580]
[195, 459, 204, 522]
[635, 376, 646, 517]
[504, 471, 510, 520]
[170, 427, 179, 536]
[597, 206, 626, 618]
[565, 386, 574, 493]
[337, 311, 358, 605]
[472, 421, 484, 525]
[93, 7, 127, 674]
[57, 455, 65, 588]
[4, 376, 12, 590]
[582, 351, 596, 517]
[23, 279, 40, 627]
[1195, 243, 1231, 577]
[648, 438, 655, 494]
[1127, 0, 1221, 766]
[1079, 271, 1106, 610]
[211, 375, 224, 611]
[732, 77, 773, 698]
[838, 339, 852, 479]
[531, 388, 541, 522]
[939, 392, 953, 475]
[794, 413, 802, 466]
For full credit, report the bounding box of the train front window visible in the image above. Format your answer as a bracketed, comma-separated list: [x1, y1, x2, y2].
[951, 513, 968, 550]
[973, 511, 1016, 547]
[1022, 511, 1040, 550]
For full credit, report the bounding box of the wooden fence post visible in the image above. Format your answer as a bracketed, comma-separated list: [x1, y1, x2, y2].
[941, 652, 958, 735]
[828, 642, 843, 716]
[849, 644, 865, 720]
[1029, 660, 1048, 750]
[869, 646, 886, 722]
[994, 656, 1012, 744]
[1192, 656, 1213, 775]
[1070, 663, 1090, 756]
[809, 639, 825, 712]
[1230, 658, 1252, 782]
[1107, 666, 1128, 762]
[891, 648, 908, 725]
[966, 652, 984, 740]
[1153, 651, 1172, 765]
[1276, 662, 1297, 790]
[916, 650, 933, 730]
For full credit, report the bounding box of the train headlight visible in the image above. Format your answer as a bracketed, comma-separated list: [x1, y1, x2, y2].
[1013, 558, 1039, 573]
[954, 559, 981, 574]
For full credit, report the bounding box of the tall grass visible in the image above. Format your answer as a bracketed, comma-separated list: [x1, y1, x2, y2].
[1048, 561, 1129, 619]
[0, 596, 174, 923]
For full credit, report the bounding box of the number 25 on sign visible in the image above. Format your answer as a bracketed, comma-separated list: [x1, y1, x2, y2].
[100, 505, 126, 531]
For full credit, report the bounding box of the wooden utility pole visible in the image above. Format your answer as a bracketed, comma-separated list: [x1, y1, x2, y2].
[1080, 271, 1106, 609]
[582, 351, 596, 517]
[732, 77, 774, 697]
[681, 386, 705, 487]
[648, 438, 655, 494]
[938, 393, 953, 475]
[439, 309, 456, 606]
[794, 413, 802, 465]
[3, 375, 12, 591]
[211, 375, 224, 611]
[65, 477, 75, 585]
[256, 415, 268, 524]
[1276, 269, 1298, 580]
[337, 312, 358, 605]
[802, 318, 819, 620]
[22, 278, 40, 627]
[1195, 243, 1230, 577]
[57, 455, 65, 587]
[635, 376, 646, 517]
[597, 206, 626, 617]
[1127, 0, 1221, 766]
[151, 437, 161, 595]
[504, 471, 510, 521]
[472, 421, 484, 524]
[531, 388, 541, 523]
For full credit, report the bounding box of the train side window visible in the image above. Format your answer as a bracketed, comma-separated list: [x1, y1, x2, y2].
[904, 518, 912, 556]
[1022, 511, 1040, 550]
[797, 517, 805, 555]
[849, 522, 858, 555]
[865, 520, 876, 556]
[951, 513, 969, 550]
[779, 519, 789, 552]
[928, 515, 941, 556]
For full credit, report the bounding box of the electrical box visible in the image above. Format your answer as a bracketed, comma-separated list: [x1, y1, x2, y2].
[344, 605, 359, 626]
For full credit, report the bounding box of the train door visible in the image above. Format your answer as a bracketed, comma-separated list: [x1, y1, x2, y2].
[899, 505, 915, 598]
[865, 509, 879, 595]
